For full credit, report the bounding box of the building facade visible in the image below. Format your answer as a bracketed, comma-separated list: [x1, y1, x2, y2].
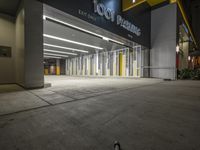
[0, 0, 197, 88]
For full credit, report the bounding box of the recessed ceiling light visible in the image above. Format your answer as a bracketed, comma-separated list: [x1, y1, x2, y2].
[44, 43, 89, 53]
[44, 49, 77, 55]
[43, 15, 124, 45]
[44, 53, 68, 58]
[44, 34, 103, 50]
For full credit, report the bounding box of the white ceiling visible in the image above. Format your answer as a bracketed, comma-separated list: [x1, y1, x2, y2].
[43, 19, 126, 58]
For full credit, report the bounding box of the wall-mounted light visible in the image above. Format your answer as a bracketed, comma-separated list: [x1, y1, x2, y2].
[176, 45, 180, 53]
[188, 56, 191, 61]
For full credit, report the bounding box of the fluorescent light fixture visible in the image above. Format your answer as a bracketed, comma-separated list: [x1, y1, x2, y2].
[43, 15, 124, 45]
[44, 53, 68, 58]
[44, 56, 61, 59]
[43, 15, 46, 20]
[44, 43, 88, 53]
[44, 34, 103, 50]
[102, 37, 109, 41]
[44, 49, 77, 56]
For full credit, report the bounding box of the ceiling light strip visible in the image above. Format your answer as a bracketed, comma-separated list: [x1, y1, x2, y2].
[44, 34, 103, 50]
[44, 49, 77, 55]
[43, 15, 124, 45]
[44, 53, 69, 58]
[44, 55, 62, 59]
[44, 43, 89, 53]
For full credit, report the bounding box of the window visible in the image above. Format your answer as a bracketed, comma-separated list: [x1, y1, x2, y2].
[0, 46, 11, 58]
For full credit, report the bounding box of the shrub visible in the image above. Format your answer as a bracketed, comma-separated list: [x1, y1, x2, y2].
[194, 69, 200, 80]
[179, 69, 191, 79]
[179, 69, 200, 80]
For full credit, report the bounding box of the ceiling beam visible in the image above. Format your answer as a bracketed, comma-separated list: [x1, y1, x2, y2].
[123, 0, 168, 12]
[147, 0, 167, 6]
[123, 0, 147, 12]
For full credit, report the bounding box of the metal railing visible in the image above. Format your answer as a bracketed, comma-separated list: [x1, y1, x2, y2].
[141, 66, 177, 80]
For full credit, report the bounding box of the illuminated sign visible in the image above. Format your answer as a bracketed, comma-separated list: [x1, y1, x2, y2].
[93, 0, 141, 36]
[94, 0, 115, 22]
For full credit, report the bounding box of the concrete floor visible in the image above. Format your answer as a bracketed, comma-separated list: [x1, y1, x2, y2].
[0, 76, 200, 150]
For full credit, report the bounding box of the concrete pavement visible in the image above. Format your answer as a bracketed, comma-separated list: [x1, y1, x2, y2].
[0, 77, 200, 150]
[0, 77, 162, 115]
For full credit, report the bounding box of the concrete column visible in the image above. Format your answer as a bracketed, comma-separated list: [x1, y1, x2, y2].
[119, 52, 123, 76]
[78, 56, 82, 76]
[122, 51, 126, 76]
[15, 7, 25, 86]
[129, 52, 133, 76]
[24, 0, 44, 88]
[56, 59, 60, 75]
[126, 49, 129, 76]
[113, 51, 116, 76]
[65, 59, 68, 75]
[70, 60, 72, 76]
[99, 53, 103, 76]
[150, 3, 177, 80]
[96, 50, 99, 75]
[116, 51, 119, 76]
[105, 52, 108, 76]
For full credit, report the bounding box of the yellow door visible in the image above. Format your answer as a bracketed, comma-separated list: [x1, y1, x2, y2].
[119, 52, 123, 76]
